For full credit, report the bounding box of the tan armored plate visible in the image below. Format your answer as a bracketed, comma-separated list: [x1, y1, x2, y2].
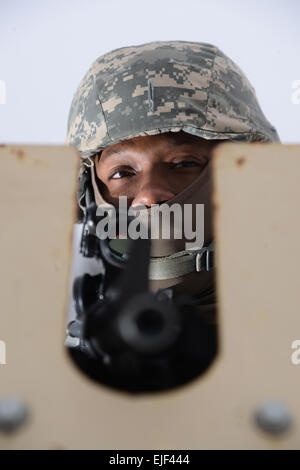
[0, 143, 299, 449]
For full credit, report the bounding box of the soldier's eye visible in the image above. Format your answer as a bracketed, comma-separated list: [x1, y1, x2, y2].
[173, 160, 202, 168]
[109, 167, 135, 180]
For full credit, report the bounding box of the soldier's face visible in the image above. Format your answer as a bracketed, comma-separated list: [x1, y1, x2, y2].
[94, 131, 219, 207]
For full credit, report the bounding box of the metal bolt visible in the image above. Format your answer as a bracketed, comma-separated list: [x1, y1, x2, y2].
[254, 399, 293, 435]
[66, 320, 82, 338]
[0, 396, 29, 432]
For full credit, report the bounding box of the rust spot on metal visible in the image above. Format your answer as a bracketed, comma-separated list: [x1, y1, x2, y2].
[12, 148, 25, 160]
[16, 149, 24, 160]
[236, 156, 246, 167]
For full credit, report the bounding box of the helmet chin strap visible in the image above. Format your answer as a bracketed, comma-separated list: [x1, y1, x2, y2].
[109, 237, 215, 280]
[148, 242, 215, 280]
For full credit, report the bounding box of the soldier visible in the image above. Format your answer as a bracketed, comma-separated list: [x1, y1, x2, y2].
[66, 42, 279, 384]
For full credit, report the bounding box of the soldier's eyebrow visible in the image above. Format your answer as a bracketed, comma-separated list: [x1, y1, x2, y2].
[100, 146, 133, 161]
[100, 140, 140, 160]
[167, 136, 197, 147]
[99, 135, 209, 162]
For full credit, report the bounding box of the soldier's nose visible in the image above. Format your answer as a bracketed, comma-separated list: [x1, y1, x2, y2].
[131, 187, 175, 208]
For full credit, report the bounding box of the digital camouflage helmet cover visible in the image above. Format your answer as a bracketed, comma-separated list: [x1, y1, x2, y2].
[66, 40, 279, 212]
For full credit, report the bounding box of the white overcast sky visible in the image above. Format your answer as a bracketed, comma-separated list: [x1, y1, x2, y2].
[0, 0, 299, 144]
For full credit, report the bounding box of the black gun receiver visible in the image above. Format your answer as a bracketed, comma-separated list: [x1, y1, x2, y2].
[67, 202, 217, 393]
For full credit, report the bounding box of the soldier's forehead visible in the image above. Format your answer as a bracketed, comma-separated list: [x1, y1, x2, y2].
[99, 133, 216, 161]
